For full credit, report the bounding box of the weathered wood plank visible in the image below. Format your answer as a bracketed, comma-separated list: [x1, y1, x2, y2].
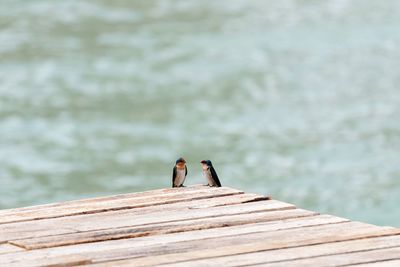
[1, 199, 292, 243]
[2, 220, 395, 266]
[356, 259, 400, 267]
[1, 193, 267, 243]
[0, 243, 25, 255]
[0, 187, 244, 225]
[11, 208, 316, 250]
[1, 186, 398, 267]
[84, 222, 400, 264]
[0, 185, 206, 215]
[257, 247, 400, 267]
[126, 234, 400, 267]
[2, 255, 92, 267]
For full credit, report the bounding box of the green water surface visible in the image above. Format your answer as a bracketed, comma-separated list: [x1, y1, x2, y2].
[1, 0, 400, 226]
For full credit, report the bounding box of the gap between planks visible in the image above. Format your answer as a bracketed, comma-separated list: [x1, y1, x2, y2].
[3, 219, 394, 266]
[356, 259, 400, 267]
[0, 243, 25, 255]
[0, 194, 276, 243]
[3, 198, 291, 247]
[0, 185, 207, 215]
[90, 230, 400, 267]
[252, 246, 400, 267]
[1, 186, 399, 267]
[83, 222, 400, 266]
[11, 207, 312, 250]
[0, 186, 250, 225]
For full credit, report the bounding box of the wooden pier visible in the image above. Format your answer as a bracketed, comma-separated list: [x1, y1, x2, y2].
[0, 185, 399, 266]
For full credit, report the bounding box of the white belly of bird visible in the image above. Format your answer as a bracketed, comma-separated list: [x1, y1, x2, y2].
[204, 169, 217, 186]
[174, 169, 186, 186]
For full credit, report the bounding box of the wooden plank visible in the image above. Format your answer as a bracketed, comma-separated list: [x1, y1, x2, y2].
[0, 243, 25, 255]
[0, 186, 244, 223]
[125, 234, 400, 267]
[356, 259, 400, 267]
[0, 185, 206, 215]
[0, 199, 293, 243]
[0, 187, 244, 225]
[83, 222, 400, 264]
[1, 193, 268, 243]
[4, 255, 92, 267]
[257, 247, 400, 267]
[1, 186, 398, 267]
[11, 208, 316, 250]
[2, 220, 393, 266]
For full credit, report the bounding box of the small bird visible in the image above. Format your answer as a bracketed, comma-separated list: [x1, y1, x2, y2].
[200, 160, 221, 187]
[172, 157, 187, 188]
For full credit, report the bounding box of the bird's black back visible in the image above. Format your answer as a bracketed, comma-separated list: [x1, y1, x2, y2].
[210, 166, 222, 187]
[172, 166, 177, 187]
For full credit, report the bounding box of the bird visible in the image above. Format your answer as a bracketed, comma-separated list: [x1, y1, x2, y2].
[200, 160, 221, 187]
[172, 157, 187, 188]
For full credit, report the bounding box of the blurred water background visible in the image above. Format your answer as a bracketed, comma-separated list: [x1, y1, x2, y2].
[0, 0, 399, 226]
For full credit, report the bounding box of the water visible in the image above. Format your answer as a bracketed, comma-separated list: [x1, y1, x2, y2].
[1, 0, 400, 226]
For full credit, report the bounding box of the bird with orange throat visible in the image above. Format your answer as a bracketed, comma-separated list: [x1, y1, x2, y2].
[172, 157, 187, 187]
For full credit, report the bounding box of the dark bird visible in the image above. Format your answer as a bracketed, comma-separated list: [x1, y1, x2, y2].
[200, 160, 221, 187]
[172, 157, 187, 188]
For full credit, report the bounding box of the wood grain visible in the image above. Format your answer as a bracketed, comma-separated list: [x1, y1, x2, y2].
[356, 259, 400, 267]
[11, 208, 315, 249]
[257, 246, 400, 267]
[0, 186, 244, 225]
[90, 223, 400, 267]
[4, 255, 92, 267]
[3, 220, 398, 266]
[0, 199, 290, 243]
[126, 234, 400, 267]
[0, 243, 25, 255]
[0, 185, 205, 215]
[0, 186, 398, 267]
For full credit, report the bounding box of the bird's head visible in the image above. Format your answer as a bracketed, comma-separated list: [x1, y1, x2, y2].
[200, 160, 212, 168]
[200, 160, 212, 166]
[175, 157, 186, 168]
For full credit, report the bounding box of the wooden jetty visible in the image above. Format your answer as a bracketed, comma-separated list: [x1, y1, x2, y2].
[0, 185, 399, 266]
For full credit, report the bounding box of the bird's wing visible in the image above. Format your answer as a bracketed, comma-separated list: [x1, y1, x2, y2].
[210, 166, 222, 187]
[185, 165, 188, 176]
[172, 166, 177, 187]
